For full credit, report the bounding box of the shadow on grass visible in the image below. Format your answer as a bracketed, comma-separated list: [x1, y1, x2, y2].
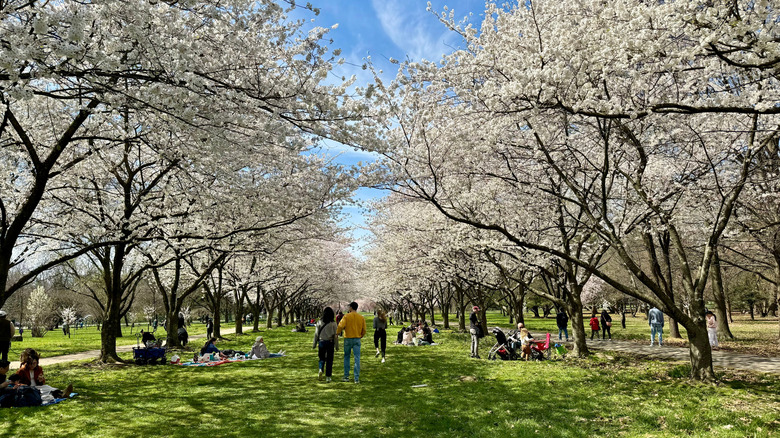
[1, 321, 779, 438]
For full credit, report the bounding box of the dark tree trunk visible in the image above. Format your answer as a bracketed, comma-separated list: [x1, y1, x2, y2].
[566, 296, 589, 357]
[711, 247, 735, 339]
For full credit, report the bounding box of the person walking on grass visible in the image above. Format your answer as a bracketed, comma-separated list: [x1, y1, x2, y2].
[336, 302, 366, 384]
[313, 307, 339, 383]
[600, 309, 612, 341]
[0, 311, 15, 362]
[556, 309, 569, 342]
[469, 306, 481, 359]
[589, 312, 600, 340]
[373, 309, 388, 363]
[648, 306, 664, 346]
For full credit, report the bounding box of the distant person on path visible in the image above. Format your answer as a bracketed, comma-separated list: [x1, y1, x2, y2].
[600, 309, 612, 340]
[206, 318, 214, 339]
[589, 312, 600, 340]
[335, 310, 344, 325]
[648, 306, 664, 346]
[706, 311, 718, 349]
[469, 306, 482, 359]
[373, 309, 388, 363]
[313, 307, 338, 383]
[336, 301, 366, 384]
[0, 311, 15, 362]
[556, 309, 569, 342]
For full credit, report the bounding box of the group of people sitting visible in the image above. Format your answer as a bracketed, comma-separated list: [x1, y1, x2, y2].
[195, 336, 284, 362]
[396, 321, 436, 346]
[0, 349, 73, 407]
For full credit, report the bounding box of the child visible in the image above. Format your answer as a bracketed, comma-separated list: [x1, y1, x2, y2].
[589, 313, 600, 340]
[0, 360, 11, 391]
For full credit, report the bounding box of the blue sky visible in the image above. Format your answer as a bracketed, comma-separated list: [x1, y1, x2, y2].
[294, 1, 487, 256]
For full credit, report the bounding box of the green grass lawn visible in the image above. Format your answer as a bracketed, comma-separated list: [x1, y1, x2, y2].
[7, 323, 209, 358]
[1, 314, 778, 437]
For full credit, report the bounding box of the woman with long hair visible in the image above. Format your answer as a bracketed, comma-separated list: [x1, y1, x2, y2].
[313, 307, 338, 382]
[373, 309, 388, 363]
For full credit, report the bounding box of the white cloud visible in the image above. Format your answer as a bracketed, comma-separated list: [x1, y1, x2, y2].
[371, 0, 457, 62]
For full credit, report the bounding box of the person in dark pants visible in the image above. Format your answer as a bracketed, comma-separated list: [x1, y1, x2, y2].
[206, 318, 214, 339]
[0, 311, 15, 362]
[373, 309, 388, 363]
[313, 307, 338, 383]
[556, 309, 569, 341]
[470, 306, 481, 359]
[589, 312, 600, 340]
[600, 309, 612, 340]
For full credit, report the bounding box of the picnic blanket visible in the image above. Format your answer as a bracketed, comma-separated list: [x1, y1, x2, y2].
[43, 393, 78, 407]
[178, 355, 284, 367]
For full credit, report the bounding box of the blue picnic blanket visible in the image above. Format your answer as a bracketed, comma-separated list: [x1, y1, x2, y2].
[42, 393, 78, 407]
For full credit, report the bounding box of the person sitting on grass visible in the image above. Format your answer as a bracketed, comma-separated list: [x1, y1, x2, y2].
[417, 323, 434, 345]
[249, 336, 285, 359]
[12, 349, 73, 399]
[200, 338, 226, 359]
[401, 327, 415, 346]
[0, 360, 11, 391]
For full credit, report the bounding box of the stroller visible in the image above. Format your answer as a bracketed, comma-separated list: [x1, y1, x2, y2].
[133, 331, 167, 365]
[488, 327, 521, 361]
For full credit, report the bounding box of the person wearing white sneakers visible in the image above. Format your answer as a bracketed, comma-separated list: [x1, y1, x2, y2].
[337, 302, 367, 384]
[313, 307, 339, 383]
[373, 309, 388, 363]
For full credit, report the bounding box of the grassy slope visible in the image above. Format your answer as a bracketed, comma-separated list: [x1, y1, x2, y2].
[1, 314, 778, 438]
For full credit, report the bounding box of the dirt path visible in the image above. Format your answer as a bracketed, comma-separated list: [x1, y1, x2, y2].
[583, 337, 780, 375]
[8, 328, 237, 369]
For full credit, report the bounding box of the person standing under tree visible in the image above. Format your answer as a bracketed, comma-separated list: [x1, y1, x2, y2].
[0, 311, 15, 362]
[206, 317, 214, 339]
[706, 311, 718, 350]
[313, 307, 338, 383]
[648, 306, 664, 346]
[600, 309, 612, 341]
[373, 309, 388, 363]
[469, 306, 481, 359]
[556, 309, 569, 342]
[589, 312, 600, 340]
[336, 302, 366, 384]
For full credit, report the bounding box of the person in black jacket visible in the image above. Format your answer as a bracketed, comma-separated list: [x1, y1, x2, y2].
[556, 309, 569, 342]
[469, 306, 481, 359]
[600, 309, 613, 340]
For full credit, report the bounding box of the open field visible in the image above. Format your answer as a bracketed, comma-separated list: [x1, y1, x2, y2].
[1, 314, 778, 438]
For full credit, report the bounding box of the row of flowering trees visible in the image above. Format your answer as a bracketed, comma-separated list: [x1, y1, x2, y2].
[361, 0, 780, 381]
[0, 0, 363, 361]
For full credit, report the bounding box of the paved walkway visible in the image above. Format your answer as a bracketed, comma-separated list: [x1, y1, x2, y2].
[8, 328, 237, 369]
[581, 338, 780, 375]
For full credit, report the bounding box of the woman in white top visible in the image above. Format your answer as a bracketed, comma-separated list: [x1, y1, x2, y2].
[705, 311, 718, 349]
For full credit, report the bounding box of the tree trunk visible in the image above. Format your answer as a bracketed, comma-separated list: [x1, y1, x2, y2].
[566, 296, 589, 357]
[686, 324, 716, 381]
[165, 309, 180, 349]
[711, 247, 735, 339]
[213, 298, 222, 339]
[99, 293, 123, 362]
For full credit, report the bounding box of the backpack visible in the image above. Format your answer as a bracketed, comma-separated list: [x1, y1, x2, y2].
[13, 386, 43, 407]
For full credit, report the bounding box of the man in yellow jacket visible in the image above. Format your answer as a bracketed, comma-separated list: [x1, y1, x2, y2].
[336, 301, 367, 384]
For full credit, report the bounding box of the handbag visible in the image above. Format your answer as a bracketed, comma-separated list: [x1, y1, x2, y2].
[606, 321, 612, 327]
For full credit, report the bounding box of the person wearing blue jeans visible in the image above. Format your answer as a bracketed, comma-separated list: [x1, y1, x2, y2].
[648, 306, 664, 346]
[556, 309, 569, 342]
[336, 302, 367, 384]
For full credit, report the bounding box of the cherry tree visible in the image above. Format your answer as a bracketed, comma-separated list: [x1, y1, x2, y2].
[366, 0, 780, 380]
[0, 0, 363, 311]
